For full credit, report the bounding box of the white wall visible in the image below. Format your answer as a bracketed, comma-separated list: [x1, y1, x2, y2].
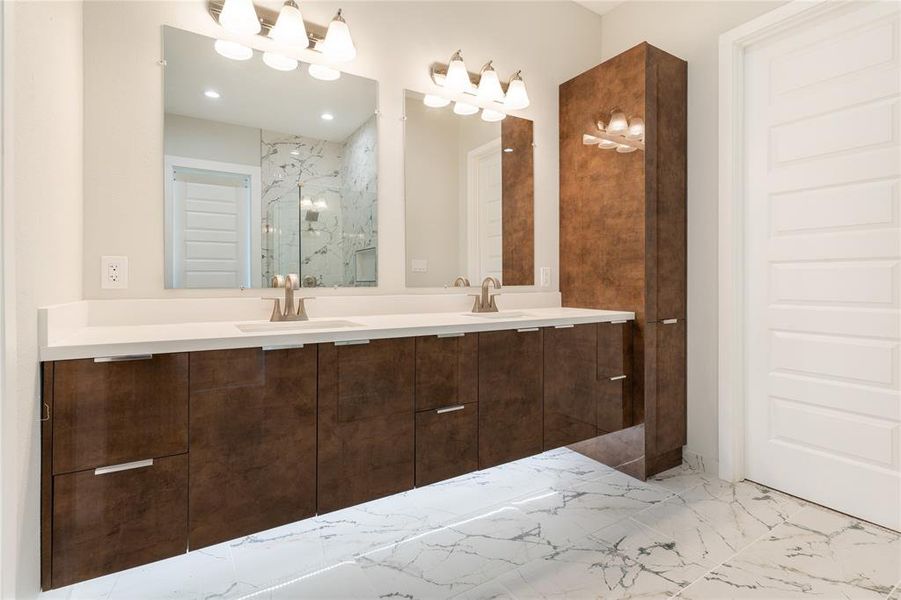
[164, 114, 260, 166]
[596, 0, 785, 473]
[82, 1, 607, 298]
[1, 2, 84, 598]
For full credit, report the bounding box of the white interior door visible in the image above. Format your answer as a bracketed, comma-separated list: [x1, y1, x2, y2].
[467, 139, 503, 282]
[744, 1, 901, 530]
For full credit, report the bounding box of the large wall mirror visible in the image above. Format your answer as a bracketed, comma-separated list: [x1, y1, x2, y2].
[163, 27, 378, 289]
[404, 90, 534, 288]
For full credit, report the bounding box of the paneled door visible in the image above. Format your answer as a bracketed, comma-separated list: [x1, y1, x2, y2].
[743, 1, 900, 529]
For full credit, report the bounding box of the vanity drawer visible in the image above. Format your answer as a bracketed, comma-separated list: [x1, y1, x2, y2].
[597, 376, 632, 434]
[51, 353, 189, 474]
[415, 402, 478, 486]
[415, 333, 477, 412]
[335, 338, 415, 422]
[50, 453, 188, 589]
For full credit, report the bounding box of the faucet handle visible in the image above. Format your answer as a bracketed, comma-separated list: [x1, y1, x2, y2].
[295, 296, 315, 320]
[468, 293, 483, 313]
[487, 293, 501, 312]
[265, 297, 283, 322]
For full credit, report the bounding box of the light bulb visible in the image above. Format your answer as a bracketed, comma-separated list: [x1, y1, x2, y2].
[481, 108, 506, 122]
[616, 144, 637, 153]
[321, 9, 356, 62]
[214, 39, 253, 61]
[301, 197, 313, 208]
[598, 138, 618, 149]
[262, 51, 298, 71]
[423, 94, 450, 108]
[308, 63, 341, 81]
[444, 50, 471, 93]
[269, 0, 309, 48]
[453, 101, 478, 116]
[627, 117, 645, 140]
[607, 109, 628, 135]
[218, 0, 260, 35]
[477, 61, 504, 103]
[503, 71, 530, 110]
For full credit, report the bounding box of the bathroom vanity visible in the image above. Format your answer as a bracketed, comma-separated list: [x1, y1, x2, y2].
[39, 306, 634, 589]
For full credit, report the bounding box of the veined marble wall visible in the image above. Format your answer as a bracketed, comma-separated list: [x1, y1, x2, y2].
[261, 116, 378, 287]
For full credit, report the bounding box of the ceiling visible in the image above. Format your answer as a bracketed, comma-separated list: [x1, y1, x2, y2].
[163, 27, 377, 142]
[573, 1, 627, 16]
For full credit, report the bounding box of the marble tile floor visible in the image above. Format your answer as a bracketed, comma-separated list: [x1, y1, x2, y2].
[42, 448, 901, 600]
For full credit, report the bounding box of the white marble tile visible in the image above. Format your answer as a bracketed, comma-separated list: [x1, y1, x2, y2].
[680, 505, 901, 599]
[450, 579, 518, 600]
[244, 560, 377, 600]
[357, 506, 553, 599]
[38, 572, 119, 600]
[887, 582, 901, 600]
[227, 519, 326, 591]
[649, 462, 718, 495]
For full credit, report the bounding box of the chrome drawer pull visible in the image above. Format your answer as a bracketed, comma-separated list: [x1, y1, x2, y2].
[437, 333, 465, 338]
[661, 318, 679, 325]
[611, 320, 628, 325]
[517, 328, 540, 333]
[609, 375, 627, 381]
[263, 344, 304, 351]
[94, 458, 153, 475]
[436, 405, 466, 414]
[554, 324, 575, 329]
[93, 354, 153, 363]
[335, 340, 370, 346]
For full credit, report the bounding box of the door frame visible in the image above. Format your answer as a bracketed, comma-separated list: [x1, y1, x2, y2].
[465, 137, 502, 281]
[717, 0, 850, 482]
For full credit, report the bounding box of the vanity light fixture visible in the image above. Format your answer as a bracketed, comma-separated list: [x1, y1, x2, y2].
[308, 62, 341, 81]
[582, 108, 646, 153]
[213, 39, 253, 60]
[430, 53, 530, 117]
[481, 108, 507, 122]
[503, 71, 530, 110]
[477, 61, 504, 103]
[300, 196, 313, 208]
[204, 89, 221, 99]
[218, 0, 261, 35]
[262, 51, 298, 71]
[314, 198, 328, 210]
[321, 9, 356, 62]
[423, 94, 451, 108]
[453, 101, 479, 116]
[444, 50, 472, 93]
[269, 0, 308, 48]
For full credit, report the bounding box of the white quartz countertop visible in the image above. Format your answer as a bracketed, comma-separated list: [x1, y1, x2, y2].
[40, 306, 635, 361]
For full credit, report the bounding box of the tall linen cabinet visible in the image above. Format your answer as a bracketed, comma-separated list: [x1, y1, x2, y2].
[559, 43, 687, 477]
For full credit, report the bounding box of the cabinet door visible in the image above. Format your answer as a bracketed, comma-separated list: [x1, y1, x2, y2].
[654, 320, 687, 455]
[478, 329, 543, 468]
[415, 334, 477, 412]
[597, 377, 630, 434]
[188, 347, 317, 549]
[52, 354, 189, 474]
[598, 321, 634, 429]
[415, 403, 478, 486]
[318, 338, 415, 513]
[543, 324, 598, 449]
[51, 454, 188, 588]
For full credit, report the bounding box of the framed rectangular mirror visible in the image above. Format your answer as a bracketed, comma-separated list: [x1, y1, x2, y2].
[403, 90, 534, 288]
[163, 26, 378, 289]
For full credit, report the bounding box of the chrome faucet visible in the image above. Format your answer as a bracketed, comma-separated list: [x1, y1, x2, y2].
[453, 276, 471, 287]
[268, 274, 314, 321]
[470, 276, 501, 313]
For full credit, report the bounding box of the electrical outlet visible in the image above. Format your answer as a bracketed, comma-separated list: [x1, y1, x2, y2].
[101, 256, 128, 289]
[540, 267, 551, 287]
[411, 258, 428, 273]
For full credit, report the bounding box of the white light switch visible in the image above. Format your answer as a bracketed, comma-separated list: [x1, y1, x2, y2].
[540, 267, 551, 287]
[101, 256, 128, 289]
[411, 259, 428, 273]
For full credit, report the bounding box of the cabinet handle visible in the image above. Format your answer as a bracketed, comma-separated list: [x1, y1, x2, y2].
[661, 318, 679, 325]
[40, 402, 50, 422]
[334, 340, 370, 346]
[436, 405, 465, 414]
[517, 328, 540, 333]
[609, 375, 627, 381]
[611, 320, 628, 325]
[94, 458, 153, 475]
[262, 344, 304, 351]
[437, 333, 465, 338]
[93, 354, 153, 363]
[554, 324, 574, 329]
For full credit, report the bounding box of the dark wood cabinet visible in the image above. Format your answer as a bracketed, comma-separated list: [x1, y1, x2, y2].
[478, 329, 543, 468]
[651, 320, 687, 460]
[188, 347, 318, 549]
[318, 338, 415, 513]
[51, 354, 189, 474]
[597, 377, 630, 434]
[51, 454, 188, 589]
[415, 403, 478, 486]
[543, 324, 598, 449]
[415, 334, 477, 411]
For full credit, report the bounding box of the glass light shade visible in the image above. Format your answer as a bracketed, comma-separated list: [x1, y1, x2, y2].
[607, 110, 628, 134]
[453, 101, 478, 116]
[481, 108, 507, 122]
[321, 10, 356, 62]
[262, 51, 298, 71]
[627, 117, 645, 140]
[314, 198, 328, 209]
[477, 62, 504, 103]
[269, 0, 309, 48]
[300, 197, 313, 208]
[423, 94, 450, 108]
[503, 73, 530, 110]
[444, 51, 470, 93]
[214, 39, 253, 61]
[218, 0, 260, 35]
[616, 144, 637, 153]
[598, 138, 618, 149]
[308, 63, 341, 81]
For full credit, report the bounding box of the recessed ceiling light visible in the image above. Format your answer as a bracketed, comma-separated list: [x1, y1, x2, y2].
[290, 150, 300, 156]
[503, 147, 514, 153]
[204, 89, 221, 99]
[321, 113, 334, 121]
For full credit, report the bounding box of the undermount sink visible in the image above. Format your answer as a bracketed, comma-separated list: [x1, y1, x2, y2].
[462, 311, 533, 319]
[236, 319, 363, 333]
